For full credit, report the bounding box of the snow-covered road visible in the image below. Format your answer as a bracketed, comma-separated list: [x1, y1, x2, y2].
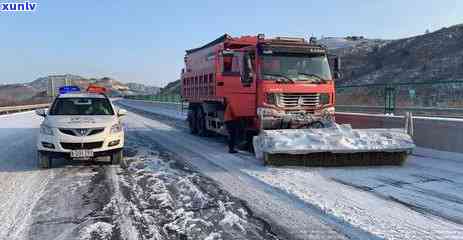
[0, 112, 54, 239]
[2, 101, 463, 240]
[118, 99, 463, 240]
[0, 110, 283, 240]
[0, 111, 119, 240]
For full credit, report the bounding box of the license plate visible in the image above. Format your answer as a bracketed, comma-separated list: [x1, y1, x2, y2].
[71, 149, 94, 158]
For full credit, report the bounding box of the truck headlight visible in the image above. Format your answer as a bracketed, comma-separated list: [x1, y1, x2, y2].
[110, 123, 122, 134]
[325, 107, 335, 115]
[40, 125, 54, 136]
[266, 93, 278, 105]
[320, 93, 330, 105]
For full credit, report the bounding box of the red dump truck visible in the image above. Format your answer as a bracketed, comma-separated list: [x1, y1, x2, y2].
[181, 34, 414, 166]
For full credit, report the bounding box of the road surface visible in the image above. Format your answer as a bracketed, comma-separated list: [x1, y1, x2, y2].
[1, 101, 463, 240]
[0, 111, 280, 240]
[118, 99, 463, 240]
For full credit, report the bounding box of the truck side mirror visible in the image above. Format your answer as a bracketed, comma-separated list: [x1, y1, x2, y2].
[334, 57, 341, 72]
[332, 56, 342, 80]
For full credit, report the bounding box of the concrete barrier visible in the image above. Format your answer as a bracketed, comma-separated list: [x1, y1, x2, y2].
[336, 112, 463, 154]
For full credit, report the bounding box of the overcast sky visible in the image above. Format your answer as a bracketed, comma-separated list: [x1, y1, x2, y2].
[1, 0, 462, 87]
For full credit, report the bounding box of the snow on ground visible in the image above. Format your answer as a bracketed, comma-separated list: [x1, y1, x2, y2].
[118, 100, 187, 120]
[79, 222, 114, 240]
[120, 102, 365, 239]
[119, 99, 463, 240]
[0, 104, 279, 240]
[244, 164, 463, 240]
[0, 111, 56, 240]
[254, 125, 414, 159]
[105, 135, 278, 239]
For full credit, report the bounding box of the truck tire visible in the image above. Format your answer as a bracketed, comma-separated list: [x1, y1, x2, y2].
[188, 109, 198, 135]
[196, 108, 210, 137]
[111, 149, 123, 165]
[38, 151, 51, 169]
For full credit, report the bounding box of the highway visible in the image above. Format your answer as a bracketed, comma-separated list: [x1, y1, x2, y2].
[1, 102, 463, 240]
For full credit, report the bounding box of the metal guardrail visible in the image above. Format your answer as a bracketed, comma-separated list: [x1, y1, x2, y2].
[336, 112, 463, 153]
[124, 94, 182, 103]
[336, 80, 463, 117]
[336, 105, 463, 118]
[0, 103, 50, 115]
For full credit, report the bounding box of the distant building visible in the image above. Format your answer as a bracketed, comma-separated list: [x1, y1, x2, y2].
[47, 74, 73, 97]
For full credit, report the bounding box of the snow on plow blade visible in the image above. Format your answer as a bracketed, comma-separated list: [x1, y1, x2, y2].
[253, 124, 415, 166]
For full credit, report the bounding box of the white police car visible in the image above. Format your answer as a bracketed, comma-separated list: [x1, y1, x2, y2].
[36, 85, 126, 168]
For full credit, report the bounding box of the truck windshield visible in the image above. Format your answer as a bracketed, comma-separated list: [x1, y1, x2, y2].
[49, 98, 114, 115]
[261, 54, 332, 83]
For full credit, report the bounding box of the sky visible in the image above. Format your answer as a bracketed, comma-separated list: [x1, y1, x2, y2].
[0, 0, 462, 87]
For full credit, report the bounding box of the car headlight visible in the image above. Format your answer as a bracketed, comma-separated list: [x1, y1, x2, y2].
[319, 93, 330, 105]
[40, 125, 54, 136]
[110, 123, 123, 134]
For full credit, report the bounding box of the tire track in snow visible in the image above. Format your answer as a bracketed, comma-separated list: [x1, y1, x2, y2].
[118, 100, 463, 240]
[122, 108, 384, 240]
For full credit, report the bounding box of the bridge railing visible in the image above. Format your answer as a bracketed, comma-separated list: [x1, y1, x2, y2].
[0, 103, 50, 115]
[124, 94, 182, 103]
[336, 80, 463, 118]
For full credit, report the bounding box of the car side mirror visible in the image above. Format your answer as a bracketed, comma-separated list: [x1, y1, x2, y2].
[35, 109, 47, 117]
[118, 108, 127, 117]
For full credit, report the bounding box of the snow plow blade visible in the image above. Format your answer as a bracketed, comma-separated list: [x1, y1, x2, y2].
[253, 124, 415, 167]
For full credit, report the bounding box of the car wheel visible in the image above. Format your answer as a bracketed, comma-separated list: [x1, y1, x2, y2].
[38, 151, 52, 169]
[111, 149, 123, 165]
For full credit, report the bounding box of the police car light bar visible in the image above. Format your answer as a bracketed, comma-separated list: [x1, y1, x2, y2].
[86, 84, 107, 94]
[59, 86, 81, 94]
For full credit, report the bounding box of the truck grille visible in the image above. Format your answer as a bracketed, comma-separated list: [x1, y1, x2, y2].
[61, 142, 103, 150]
[278, 93, 319, 108]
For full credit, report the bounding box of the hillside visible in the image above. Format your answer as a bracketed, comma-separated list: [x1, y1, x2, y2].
[0, 74, 160, 106]
[0, 84, 48, 107]
[126, 82, 161, 95]
[331, 24, 463, 86]
[158, 80, 181, 95]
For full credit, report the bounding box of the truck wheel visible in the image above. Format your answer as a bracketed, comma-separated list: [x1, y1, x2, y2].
[38, 151, 52, 169]
[188, 109, 198, 135]
[197, 109, 210, 137]
[111, 149, 123, 165]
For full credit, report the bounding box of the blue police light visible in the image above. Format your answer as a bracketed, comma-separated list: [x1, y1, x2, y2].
[59, 86, 80, 94]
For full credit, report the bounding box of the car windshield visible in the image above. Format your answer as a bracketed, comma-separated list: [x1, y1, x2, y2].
[261, 54, 332, 82]
[49, 98, 114, 115]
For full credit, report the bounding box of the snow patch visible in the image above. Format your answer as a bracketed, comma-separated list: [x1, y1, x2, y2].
[253, 124, 415, 159]
[205, 232, 222, 240]
[79, 222, 113, 240]
[245, 167, 463, 240]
